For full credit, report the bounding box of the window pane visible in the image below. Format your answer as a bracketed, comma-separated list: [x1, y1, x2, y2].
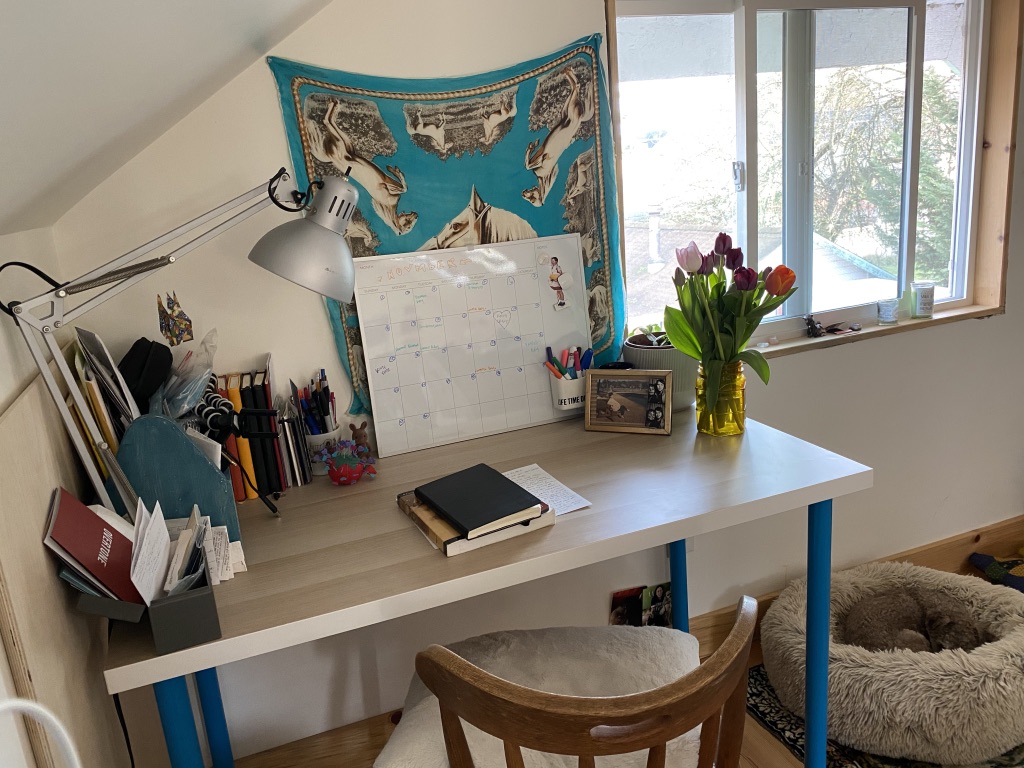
[757, 12, 784, 277]
[811, 8, 909, 312]
[917, 0, 967, 299]
[616, 14, 737, 330]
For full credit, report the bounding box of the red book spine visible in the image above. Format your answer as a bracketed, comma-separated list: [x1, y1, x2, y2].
[48, 489, 143, 603]
[218, 380, 246, 501]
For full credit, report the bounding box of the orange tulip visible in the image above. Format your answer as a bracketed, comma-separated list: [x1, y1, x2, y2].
[765, 265, 796, 296]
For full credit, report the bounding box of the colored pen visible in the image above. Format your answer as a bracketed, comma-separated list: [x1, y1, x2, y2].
[300, 399, 321, 435]
[574, 348, 583, 372]
[560, 348, 569, 368]
[544, 361, 563, 379]
[329, 392, 337, 428]
[546, 346, 553, 362]
[566, 349, 575, 372]
[551, 356, 568, 376]
[580, 348, 594, 370]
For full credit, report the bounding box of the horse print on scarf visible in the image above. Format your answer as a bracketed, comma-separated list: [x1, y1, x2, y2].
[268, 35, 624, 416]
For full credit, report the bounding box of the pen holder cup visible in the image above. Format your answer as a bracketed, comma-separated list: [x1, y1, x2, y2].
[550, 375, 586, 413]
[305, 426, 347, 476]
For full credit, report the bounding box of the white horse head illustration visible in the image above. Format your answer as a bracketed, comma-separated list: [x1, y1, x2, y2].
[419, 187, 538, 250]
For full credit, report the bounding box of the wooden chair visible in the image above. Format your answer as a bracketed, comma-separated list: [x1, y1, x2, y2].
[412, 596, 757, 768]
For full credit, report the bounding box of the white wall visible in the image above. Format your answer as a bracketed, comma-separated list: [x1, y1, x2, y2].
[25, 0, 1024, 764]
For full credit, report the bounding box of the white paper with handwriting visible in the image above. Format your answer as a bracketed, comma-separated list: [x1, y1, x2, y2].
[503, 464, 590, 516]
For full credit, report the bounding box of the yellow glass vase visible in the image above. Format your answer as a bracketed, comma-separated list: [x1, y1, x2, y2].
[695, 361, 746, 436]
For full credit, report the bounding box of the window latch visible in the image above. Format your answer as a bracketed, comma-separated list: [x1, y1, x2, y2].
[732, 161, 745, 192]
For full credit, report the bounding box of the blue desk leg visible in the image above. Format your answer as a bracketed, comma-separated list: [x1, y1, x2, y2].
[196, 668, 235, 767]
[669, 539, 689, 632]
[806, 499, 833, 768]
[153, 677, 203, 768]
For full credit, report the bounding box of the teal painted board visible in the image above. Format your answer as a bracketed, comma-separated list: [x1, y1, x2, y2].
[116, 415, 241, 541]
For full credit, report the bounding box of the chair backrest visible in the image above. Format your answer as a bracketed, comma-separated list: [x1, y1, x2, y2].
[415, 595, 758, 768]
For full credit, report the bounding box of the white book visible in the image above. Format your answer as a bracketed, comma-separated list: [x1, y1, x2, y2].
[444, 505, 555, 556]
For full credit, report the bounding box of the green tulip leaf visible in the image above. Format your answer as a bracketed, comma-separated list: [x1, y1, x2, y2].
[664, 306, 701, 360]
[722, 292, 744, 316]
[733, 317, 749, 349]
[718, 330, 736, 362]
[738, 348, 771, 385]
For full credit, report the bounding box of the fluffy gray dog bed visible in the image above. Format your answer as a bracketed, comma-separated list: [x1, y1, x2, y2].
[761, 561, 1024, 764]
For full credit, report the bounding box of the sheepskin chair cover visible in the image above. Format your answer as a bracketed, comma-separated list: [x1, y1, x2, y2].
[374, 626, 702, 768]
[761, 561, 1024, 764]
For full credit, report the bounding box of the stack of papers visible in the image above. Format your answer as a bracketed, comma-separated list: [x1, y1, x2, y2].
[129, 500, 241, 605]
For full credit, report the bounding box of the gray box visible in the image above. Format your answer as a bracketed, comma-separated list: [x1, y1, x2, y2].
[148, 560, 221, 655]
[74, 554, 221, 655]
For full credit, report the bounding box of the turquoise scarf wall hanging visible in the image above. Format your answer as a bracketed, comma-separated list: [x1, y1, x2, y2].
[268, 34, 624, 416]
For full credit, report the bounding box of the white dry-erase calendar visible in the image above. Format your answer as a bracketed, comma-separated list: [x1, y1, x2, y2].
[353, 234, 590, 457]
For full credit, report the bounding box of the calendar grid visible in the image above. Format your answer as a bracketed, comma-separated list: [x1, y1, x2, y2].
[353, 235, 589, 457]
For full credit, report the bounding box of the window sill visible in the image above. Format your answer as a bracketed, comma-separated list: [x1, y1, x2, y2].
[756, 303, 1005, 360]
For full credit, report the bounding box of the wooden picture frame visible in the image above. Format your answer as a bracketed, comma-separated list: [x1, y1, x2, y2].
[584, 369, 672, 435]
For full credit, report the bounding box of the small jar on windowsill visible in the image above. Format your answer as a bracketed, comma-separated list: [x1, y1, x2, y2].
[877, 298, 899, 326]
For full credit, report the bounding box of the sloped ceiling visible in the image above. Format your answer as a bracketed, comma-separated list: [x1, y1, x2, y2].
[0, 0, 331, 236]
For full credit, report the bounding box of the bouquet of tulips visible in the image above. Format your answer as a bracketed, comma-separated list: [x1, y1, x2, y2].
[664, 233, 797, 410]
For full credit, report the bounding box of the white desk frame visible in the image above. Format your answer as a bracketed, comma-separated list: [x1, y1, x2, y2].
[104, 412, 872, 768]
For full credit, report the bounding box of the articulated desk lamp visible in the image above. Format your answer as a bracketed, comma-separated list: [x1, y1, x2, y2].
[0, 168, 359, 514]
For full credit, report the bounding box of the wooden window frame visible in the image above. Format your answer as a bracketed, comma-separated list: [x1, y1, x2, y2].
[605, 0, 1022, 357]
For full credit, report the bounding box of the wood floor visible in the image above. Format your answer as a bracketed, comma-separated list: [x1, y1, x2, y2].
[237, 515, 1024, 768]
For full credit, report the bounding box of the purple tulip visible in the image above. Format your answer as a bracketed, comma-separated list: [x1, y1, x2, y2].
[675, 241, 703, 273]
[760, 266, 773, 281]
[673, 267, 687, 287]
[714, 232, 733, 255]
[725, 247, 744, 270]
[733, 266, 758, 291]
[697, 254, 715, 275]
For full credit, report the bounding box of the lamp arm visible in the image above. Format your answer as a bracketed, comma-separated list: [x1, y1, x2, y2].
[13, 181, 278, 331]
[3, 168, 300, 515]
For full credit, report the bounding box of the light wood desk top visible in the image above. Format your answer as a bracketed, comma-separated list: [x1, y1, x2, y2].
[104, 412, 871, 693]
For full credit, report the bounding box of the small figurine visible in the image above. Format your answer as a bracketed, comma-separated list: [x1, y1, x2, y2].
[349, 421, 371, 455]
[313, 436, 377, 486]
[804, 314, 826, 338]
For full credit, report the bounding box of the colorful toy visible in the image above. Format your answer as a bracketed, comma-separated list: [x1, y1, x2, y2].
[311, 437, 377, 486]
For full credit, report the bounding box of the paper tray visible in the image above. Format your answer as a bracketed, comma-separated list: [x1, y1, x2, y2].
[74, 557, 221, 655]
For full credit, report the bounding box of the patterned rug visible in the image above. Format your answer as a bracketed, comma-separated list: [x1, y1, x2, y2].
[746, 664, 1024, 767]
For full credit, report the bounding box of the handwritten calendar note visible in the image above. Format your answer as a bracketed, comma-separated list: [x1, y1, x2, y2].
[353, 234, 590, 457]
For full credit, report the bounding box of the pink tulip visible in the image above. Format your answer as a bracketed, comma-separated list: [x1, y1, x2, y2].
[675, 241, 703, 273]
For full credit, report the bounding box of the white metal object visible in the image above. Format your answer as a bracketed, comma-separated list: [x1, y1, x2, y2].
[0, 699, 82, 768]
[6, 169, 357, 512]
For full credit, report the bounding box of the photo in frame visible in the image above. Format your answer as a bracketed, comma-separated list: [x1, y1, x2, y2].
[584, 369, 672, 435]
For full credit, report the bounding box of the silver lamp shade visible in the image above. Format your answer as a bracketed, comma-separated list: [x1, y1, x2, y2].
[248, 174, 360, 303]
